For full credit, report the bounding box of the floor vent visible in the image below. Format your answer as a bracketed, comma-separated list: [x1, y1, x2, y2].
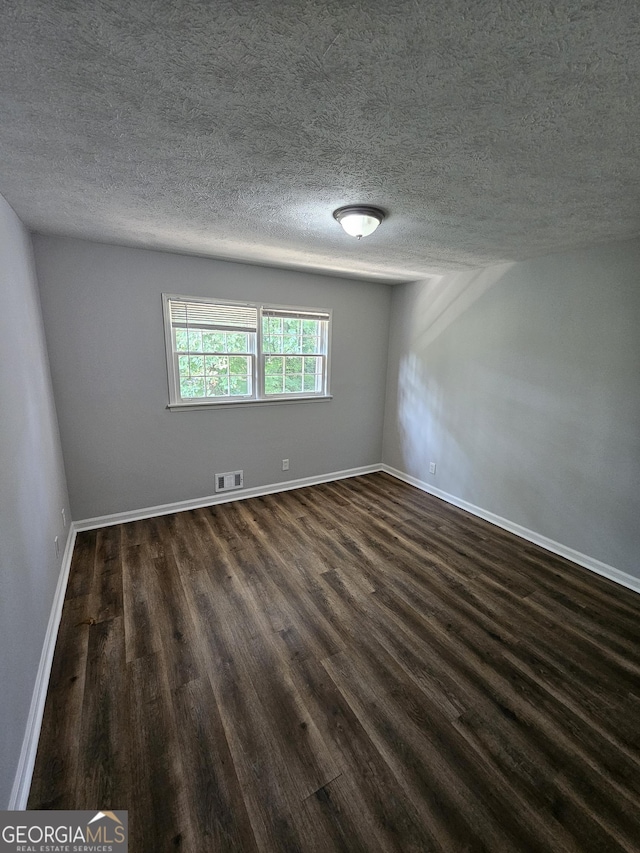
[215, 470, 244, 493]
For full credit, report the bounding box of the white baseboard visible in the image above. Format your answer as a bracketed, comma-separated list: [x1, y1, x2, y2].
[381, 465, 640, 596]
[77, 462, 640, 595]
[74, 464, 382, 531]
[9, 523, 78, 810]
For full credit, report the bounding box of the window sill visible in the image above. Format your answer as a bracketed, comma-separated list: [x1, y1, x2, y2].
[167, 395, 333, 412]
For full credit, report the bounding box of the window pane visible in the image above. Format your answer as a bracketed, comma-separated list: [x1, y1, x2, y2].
[284, 318, 300, 335]
[285, 356, 302, 374]
[303, 374, 318, 392]
[228, 333, 249, 353]
[202, 331, 226, 351]
[207, 376, 229, 396]
[302, 319, 318, 335]
[210, 355, 228, 371]
[229, 356, 249, 375]
[187, 329, 203, 352]
[182, 376, 205, 397]
[304, 356, 319, 374]
[283, 335, 300, 354]
[265, 356, 283, 375]
[285, 374, 303, 393]
[229, 376, 249, 396]
[263, 328, 281, 352]
[264, 316, 282, 335]
[175, 329, 189, 351]
[189, 355, 204, 374]
[178, 355, 190, 375]
[265, 376, 284, 395]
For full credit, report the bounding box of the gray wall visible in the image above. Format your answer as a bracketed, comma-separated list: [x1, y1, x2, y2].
[34, 236, 391, 520]
[383, 239, 640, 578]
[0, 197, 70, 806]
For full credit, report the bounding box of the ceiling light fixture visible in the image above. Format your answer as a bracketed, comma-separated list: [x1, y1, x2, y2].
[333, 205, 385, 239]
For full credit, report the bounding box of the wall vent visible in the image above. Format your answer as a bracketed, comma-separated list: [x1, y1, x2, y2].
[215, 470, 244, 493]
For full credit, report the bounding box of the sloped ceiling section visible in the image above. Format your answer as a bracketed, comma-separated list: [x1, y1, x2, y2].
[1, 0, 639, 282]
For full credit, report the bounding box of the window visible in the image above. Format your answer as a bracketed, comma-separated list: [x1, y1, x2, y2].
[163, 294, 331, 407]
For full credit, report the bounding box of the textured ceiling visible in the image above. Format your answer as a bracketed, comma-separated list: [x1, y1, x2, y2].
[1, 0, 640, 282]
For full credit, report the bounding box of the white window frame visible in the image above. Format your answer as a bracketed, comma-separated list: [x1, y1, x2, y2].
[163, 294, 332, 409]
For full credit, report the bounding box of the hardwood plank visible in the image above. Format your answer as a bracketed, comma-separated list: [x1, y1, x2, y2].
[126, 654, 194, 852]
[172, 676, 259, 852]
[64, 529, 96, 600]
[453, 707, 635, 853]
[227, 500, 346, 660]
[73, 616, 128, 810]
[185, 567, 340, 801]
[370, 581, 640, 848]
[121, 541, 161, 663]
[289, 655, 443, 852]
[299, 774, 388, 853]
[27, 595, 91, 809]
[182, 570, 311, 851]
[91, 525, 123, 623]
[322, 648, 545, 853]
[120, 518, 152, 548]
[166, 508, 221, 575]
[148, 550, 202, 689]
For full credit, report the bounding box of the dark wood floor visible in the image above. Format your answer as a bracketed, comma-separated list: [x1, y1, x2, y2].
[29, 472, 640, 852]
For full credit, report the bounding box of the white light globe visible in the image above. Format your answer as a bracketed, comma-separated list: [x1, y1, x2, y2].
[333, 206, 385, 239]
[339, 213, 381, 238]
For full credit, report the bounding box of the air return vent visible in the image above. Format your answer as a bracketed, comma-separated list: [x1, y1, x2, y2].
[215, 470, 244, 493]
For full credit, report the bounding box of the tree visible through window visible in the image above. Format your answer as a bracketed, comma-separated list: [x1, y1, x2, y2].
[163, 295, 331, 406]
[175, 328, 253, 399]
[262, 310, 326, 396]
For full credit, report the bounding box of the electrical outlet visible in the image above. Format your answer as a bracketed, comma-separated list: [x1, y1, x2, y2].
[429, 462, 437, 475]
[54, 536, 59, 558]
[282, 458, 289, 471]
[61, 508, 66, 528]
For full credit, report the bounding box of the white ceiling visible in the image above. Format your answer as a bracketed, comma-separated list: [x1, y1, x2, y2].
[1, 0, 639, 283]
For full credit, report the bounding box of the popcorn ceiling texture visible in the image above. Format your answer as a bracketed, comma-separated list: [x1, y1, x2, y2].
[1, 0, 639, 281]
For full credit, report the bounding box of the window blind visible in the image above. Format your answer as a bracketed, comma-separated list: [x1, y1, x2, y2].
[169, 299, 258, 332]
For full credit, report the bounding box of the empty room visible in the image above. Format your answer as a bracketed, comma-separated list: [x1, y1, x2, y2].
[1, 1, 639, 851]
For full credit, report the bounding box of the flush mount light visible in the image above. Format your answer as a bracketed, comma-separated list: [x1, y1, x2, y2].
[333, 205, 385, 239]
